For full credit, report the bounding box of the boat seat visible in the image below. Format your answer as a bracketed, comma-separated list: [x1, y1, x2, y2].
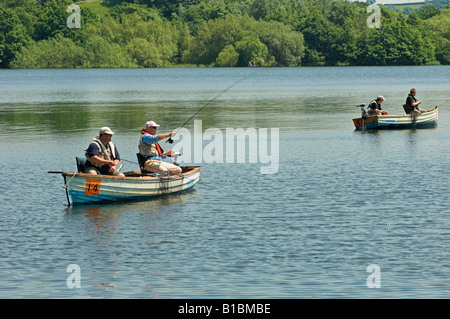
[136, 153, 145, 169]
[136, 153, 177, 177]
[136, 153, 155, 175]
[76, 157, 86, 173]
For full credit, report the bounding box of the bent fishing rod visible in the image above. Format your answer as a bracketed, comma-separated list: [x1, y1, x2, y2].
[166, 73, 253, 144]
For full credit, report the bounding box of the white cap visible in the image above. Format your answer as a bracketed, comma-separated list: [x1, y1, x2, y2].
[377, 96, 385, 101]
[99, 127, 115, 135]
[145, 120, 160, 128]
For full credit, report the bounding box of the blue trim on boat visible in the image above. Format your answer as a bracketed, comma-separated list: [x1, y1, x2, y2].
[67, 184, 198, 206]
[356, 120, 437, 130]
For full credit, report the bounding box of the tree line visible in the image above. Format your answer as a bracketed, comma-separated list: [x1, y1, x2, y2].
[0, 0, 449, 69]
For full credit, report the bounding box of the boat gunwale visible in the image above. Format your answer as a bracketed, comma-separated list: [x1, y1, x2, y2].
[353, 107, 438, 121]
[60, 166, 201, 181]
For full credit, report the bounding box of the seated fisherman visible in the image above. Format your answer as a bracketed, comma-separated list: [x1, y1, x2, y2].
[139, 120, 182, 175]
[84, 127, 125, 177]
[367, 96, 388, 115]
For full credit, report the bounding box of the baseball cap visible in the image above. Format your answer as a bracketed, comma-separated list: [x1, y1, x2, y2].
[145, 121, 160, 128]
[99, 127, 115, 135]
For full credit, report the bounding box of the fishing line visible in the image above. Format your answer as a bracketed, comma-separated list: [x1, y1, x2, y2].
[167, 72, 253, 143]
[435, 99, 449, 108]
[121, 158, 139, 165]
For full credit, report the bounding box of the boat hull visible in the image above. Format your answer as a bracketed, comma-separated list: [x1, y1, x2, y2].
[61, 166, 201, 205]
[353, 107, 438, 130]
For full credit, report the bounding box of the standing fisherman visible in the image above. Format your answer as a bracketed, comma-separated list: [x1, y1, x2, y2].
[404, 88, 426, 114]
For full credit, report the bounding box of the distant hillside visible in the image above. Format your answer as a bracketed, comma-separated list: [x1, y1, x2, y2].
[75, 0, 110, 17]
[383, 0, 449, 14]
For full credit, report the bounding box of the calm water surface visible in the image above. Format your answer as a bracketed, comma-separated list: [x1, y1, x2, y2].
[0, 66, 449, 298]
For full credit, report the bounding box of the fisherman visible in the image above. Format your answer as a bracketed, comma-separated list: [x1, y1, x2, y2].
[367, 96, 388, 115]
[404, 88, 426, 115]
[139, 121, 182, 175]
[84, 127, 125, 177]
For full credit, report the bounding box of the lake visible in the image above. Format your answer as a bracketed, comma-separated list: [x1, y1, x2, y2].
[0, 66, 449, 299]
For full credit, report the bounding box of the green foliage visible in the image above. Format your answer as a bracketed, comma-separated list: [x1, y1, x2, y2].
[216, 44, 239, 67]
[11, 35, 85, 68]
[235, 35, 273, 67]
[0, 7, 32, 67]
[34, 0, 74, 40]
[425, 6, 450, 40]
[434, 38, 450, 64]
[1, 0, 449, 68]
[83, 35, 135, 68]
[182, 14, 255, 65]
[108, 2, 162, 21]
[416, 4, 441, 19]
[255, 20, 304, 66]
[356, 10, 435, 66]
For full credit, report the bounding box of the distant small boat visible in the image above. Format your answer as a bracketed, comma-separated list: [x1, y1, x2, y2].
[49, 157, 201, 206]
[353, 105, 438, 130]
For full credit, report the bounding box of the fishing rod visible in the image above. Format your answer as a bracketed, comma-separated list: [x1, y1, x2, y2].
[166, 73, 253, 143]
[435, 99, 450, 108]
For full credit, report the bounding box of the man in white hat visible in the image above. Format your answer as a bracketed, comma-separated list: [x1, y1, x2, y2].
[139, 121, 181, 175]
[84, 126, 125, 177]
[367, 96, 389, 115]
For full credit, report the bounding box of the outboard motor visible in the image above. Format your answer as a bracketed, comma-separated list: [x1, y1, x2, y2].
[357, 104, 367, 118]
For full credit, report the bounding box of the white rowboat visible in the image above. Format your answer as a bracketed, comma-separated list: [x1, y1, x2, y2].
[50, 166, 201, 206]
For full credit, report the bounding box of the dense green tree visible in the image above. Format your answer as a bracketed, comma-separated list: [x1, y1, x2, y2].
[11, 35, 84, 68]
[425, 6, 450, 39]
[83, 35, 135, 68]
[298, 10, 336, 64]
[182, 14, 254, 65]
[416, 4, 441, 19]
[178, 0, 229, 35]
[108, 2, 162, 21]
[34, 0, 75, 40]
[356, 9, 435, 65]
[434, 38, 450, 64]
[256, 20, 304, 66]
[216, 44, 239, 66]
[0, 0, 40, 37]
[0, 7, 32, 68]
[2, 0, 449, 68]
[235, 35, 273, 66]
[126, 37, 163, 67]
[249, 0, 282, 20]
